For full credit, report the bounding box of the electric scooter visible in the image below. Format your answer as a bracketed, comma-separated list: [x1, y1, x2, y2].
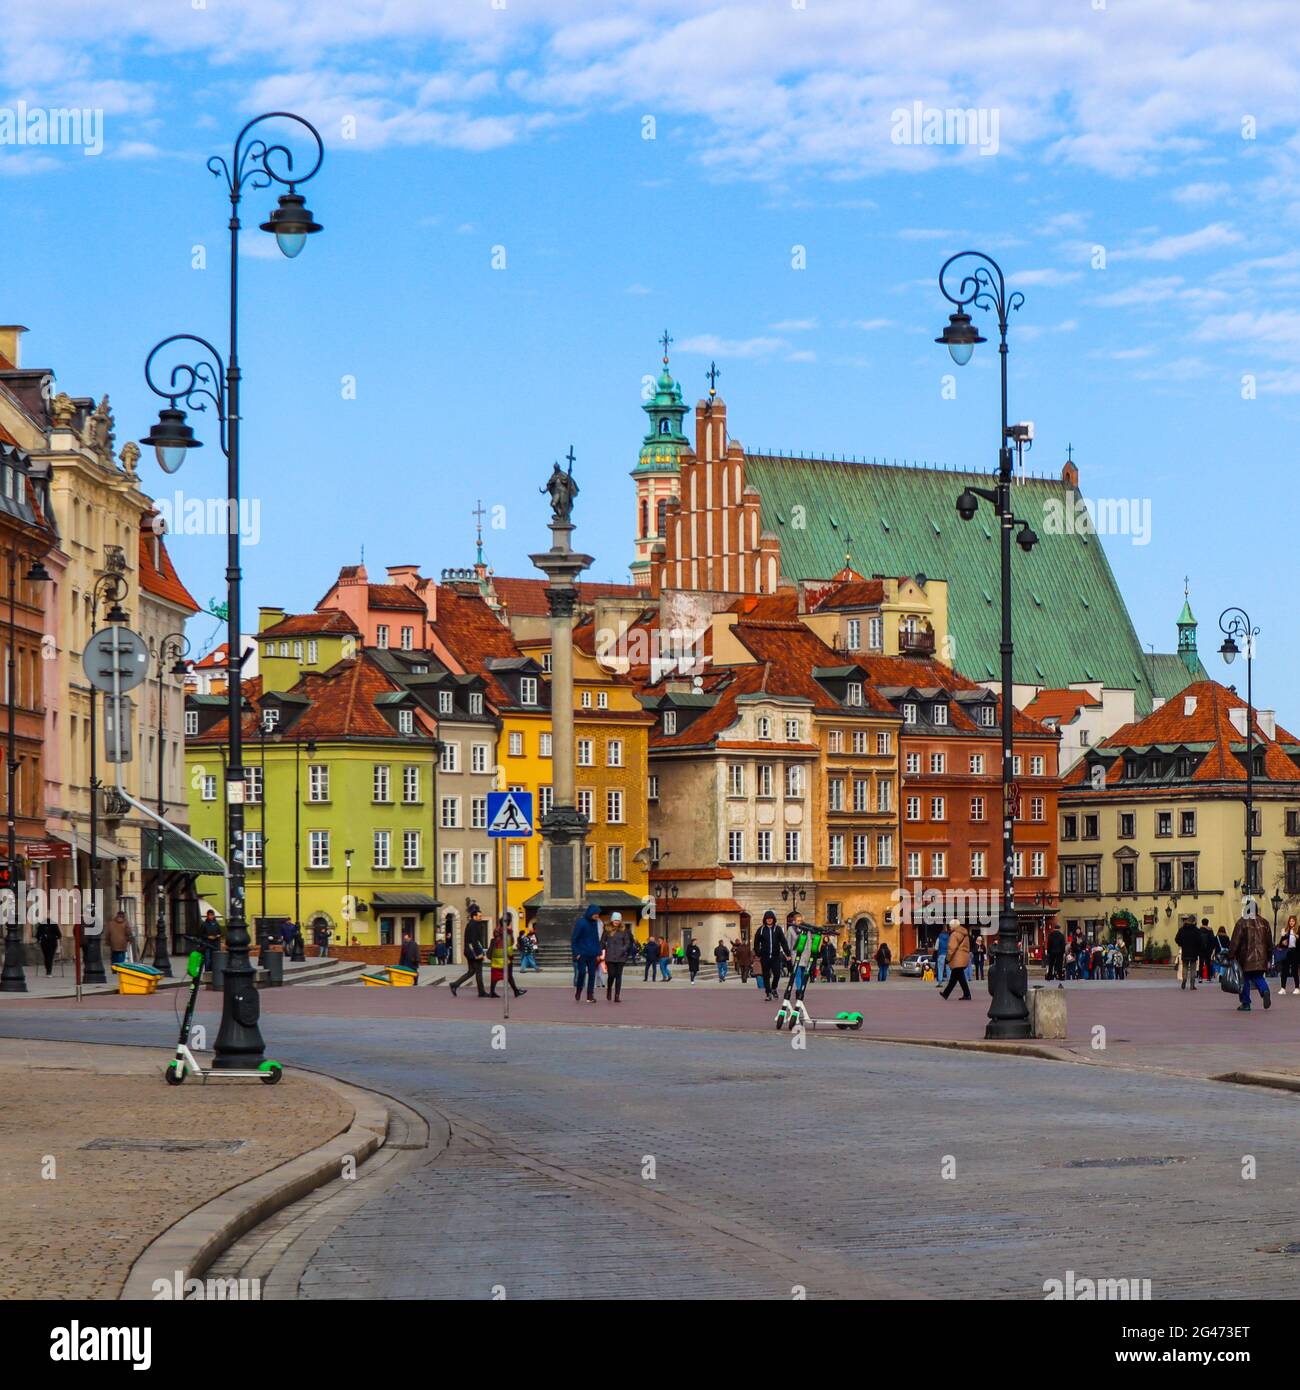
[164, 935, 283, 1086]
[774, 927, 864, 1032]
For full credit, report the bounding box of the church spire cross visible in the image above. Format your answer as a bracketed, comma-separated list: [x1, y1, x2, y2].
[659, 329, 672, 364]
[473, 499, 486, 565]
[706, 361, 721, 396]
[1066, 443, 1074, 463]
[565, 445, 576, 472]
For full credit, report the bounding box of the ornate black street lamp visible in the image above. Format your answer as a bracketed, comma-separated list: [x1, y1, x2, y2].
[1219, 607, 1260, 904]
[140, 113, 324, 1068]
[150, 632, 190, 977]
[0, 551, 51, 993]
[938, 250, 1038, 1040]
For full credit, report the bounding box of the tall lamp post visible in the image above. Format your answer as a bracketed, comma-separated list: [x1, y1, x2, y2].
[83, 567, 131, 986]
[293, 735, 315, 944]
[140, 112, 323, 1069]
[1219, 607, 1260, 904]
[344, 849, 354, 944]
[938, 250, 1039, 1040]
[0, 550, 51, 993]
[151, 632, 190, 977]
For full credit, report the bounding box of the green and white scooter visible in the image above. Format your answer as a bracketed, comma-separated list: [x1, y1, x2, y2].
[164, 937, 283, 1086]
[774, 926, 864, 1032]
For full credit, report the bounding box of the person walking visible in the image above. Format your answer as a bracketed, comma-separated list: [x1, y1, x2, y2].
[1198, 918, 1217, 983]
[754, 910, 791, 1001]
[1175, 917, 1202, 991]
[1045, 924, 1066, 984]
[819, 935, 838, 984]
[601, 912, 633, 1002]
[972, 933, 987, 982]
[106, 911, 134, 967]
[571, 905, 603, 1002]
[35, 920, 60, 976]
[448, 907, 490, 997]
[874, 940, 891, 983]
[659, 937, 673, 981]
[734, 936, 752, 983]
[714, 939, 729, 982]
[934, 923, 951, 988]
[516, 925, 540, 972]
[398, 926, 421, 975]
[643, 934, 660, 982]
[1277, 915, 1300, 995]
[685, 937, 702, 983]
[489, 917, 527, 999]
[939, 918, 972, 1000]
[1229, 900, 1273, 1012]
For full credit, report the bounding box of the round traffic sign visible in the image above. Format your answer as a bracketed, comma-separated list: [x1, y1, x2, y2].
[82, 626, 151, 693]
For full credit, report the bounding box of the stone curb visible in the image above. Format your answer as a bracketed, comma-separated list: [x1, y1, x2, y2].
[120, 1073, 389, 1300]
[1213, 1070, 1300, 1095]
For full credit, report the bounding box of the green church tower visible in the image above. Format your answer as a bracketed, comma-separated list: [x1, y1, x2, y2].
[1177, 580, 1199, 676]
[631, 332, 688, 582]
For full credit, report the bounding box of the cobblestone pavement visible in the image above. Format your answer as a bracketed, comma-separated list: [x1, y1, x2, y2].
[3, 1009, 1298, 1300]
[0, 1038, 352, 1300]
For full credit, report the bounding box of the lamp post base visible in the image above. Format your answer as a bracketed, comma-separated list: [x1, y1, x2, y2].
[82, 935, 107, 985]
[985, 910, 1031, 1040]
[1, 929, 27, 992]
[212, 946, 265, 1068]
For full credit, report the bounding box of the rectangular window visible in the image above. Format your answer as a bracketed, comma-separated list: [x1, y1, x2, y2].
[402, 765, 420, 802]
[757, 830, 773, 862]
[971, 850, 986, 878]
[607, 739, 623, 767]
[876, 834, 893, 867]
[828, 777, 844, 811]
[1030, 796, 1045, 823]
[1120, 860, 1136, 893]
[438, 690, 453, 715]
[244, 766, 262, 804]
[307, 640, 318, 664]
[876, 732, 890, 755]
[1062, 814, 1077, 840]
[785, 718, 801, 741]
[1012, 851, 1024, 877]
[499, 843, 521, 879]
[852, 833, 869, 867]
[376, 625, 389, 649]
[930, 795, 945, 821]
[201, 838, 218, 855]
[244, 830, 263, 869]
[577, 789, 593, 820]
[400, 626, 414, 651]
[907, 850, 921, 878]
[577, 739, 593, 767]
[728, 763, 745, 797]
[403, 831, 420, 869]
[846, 618, 860, 649]
[201, 775, 217, 801]
[442, 849, 462, 884]
[398, 709, 414, 734]
[1179, 810, 1196, 836]
[1180, 859, 1197, 891]
[853, 778, 869, 812]
[1031, 851, 1046, 878]
[868, 616, 883, 650]
[308, 764, 329, 801]
[758, 765, 773, 797]
[728, 830, 744, 863]
[373, 830, 390, 869]
[786, 765, 805, 798]
[785, 830, 802, 863]
[469, 743, 488, 774]
[906, 796, 921, 822]
[597, 691, 608, 710]
[828, 833, 845, 867]
[471, 850, 491, 886]
[539, 784, 553, 817]
[970, 754, 985, 774]
[580, 690, 592, 709]
[663, 710, 677, 735]
[1118, 812, 1134, 838]
[1030, 755, 1045, 776]
[846, 682, 863, 707]
[440, 796, 461, 829]
[309, 830, 330, 868]
[648, 775, 659, 801]
[471, 796, 487, 829]
[373, 765, 390, 802]
[932, 704, 948, 726]
[929, 752, 945, 774]
[607, 845, 624, 881]
[1156, 811, 1172, 837]
[930, 850, 946, 876]
[971, 795, 985, 822]
[1012, 756, 1022, 775]
[184, 709, 198, 736]
[520, 676, 538, 705]
[827, 729, 844, 753]
[903, 702, 917, 724]
[905, 752, 921, 775]
[852, 730, 868, 754]
[539, 732, 552, 757]
[440, 742, 460, 773]
[607, 789, 624, 824]
[1062, 864, 1079, 895]
[508, 731, 524, 757]
[1082, 814, 1099, 839]
[979, 704, 997, 728]
[1083, 863, 1101, 894]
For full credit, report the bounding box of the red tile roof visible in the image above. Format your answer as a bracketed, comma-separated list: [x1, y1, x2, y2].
[491, 576, 644, 617]
[849, 651, 1051, 737]
[728, 591, 801, 622]
[1062, 679, 1300, 788]
[366, 583, 426, 611]
[261, 610, 360, 640]
[809, 579, 886, 610]
[650, 868, 734, 881]
[433, 584, 529, 708]
[1023, 688, 1103, 724]
[730, 619, 897, 714]
[651, 898, 746, 915]
[138, 519, 199, 613]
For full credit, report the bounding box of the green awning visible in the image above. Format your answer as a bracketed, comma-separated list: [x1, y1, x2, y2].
[371, 892, 441, 913]
[143, 828, 226, 875]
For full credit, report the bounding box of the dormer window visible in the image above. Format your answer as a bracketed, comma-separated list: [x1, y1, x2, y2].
[663, 709, 677, 735]
[979, 704, 996, 728]
[438, 690, 453, 714]
[398, 708, 414, 734]
[520, 676, 538, 705]
[902, 702, 918, 724]
[846, 681, 863, 707]
[932, 703, 948, 726]
[757, 716, 772, 739]
[184, 710, 198, 736]
[469, 692, 483, 715]
[260, 707, 280, 732]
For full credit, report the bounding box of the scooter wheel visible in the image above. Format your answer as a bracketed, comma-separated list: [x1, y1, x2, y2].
[850, 1018, 864, 1031]
[773, 1014, 786, 1030]
[164, 1062, 185, 1086]
[835, 1022, 848, 1030]
[260, 1065, 283, 1086]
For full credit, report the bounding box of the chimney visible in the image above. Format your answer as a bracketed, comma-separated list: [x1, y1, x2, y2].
[387, 564, 420, 588]
[1260, 710, 1276, 740]
[257, 606, 286, 633]
[1229, 707, 1248, 737]
[0, 326, 27, 368]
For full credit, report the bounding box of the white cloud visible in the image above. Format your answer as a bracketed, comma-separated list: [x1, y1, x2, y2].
[769, 318, 817, 331]
[674, 334, 787, 359]
[1012, 267, 1083, 287]
[1113, 222, 1242, 263]
[1172, 181, 1230, 205]
[853, 318, 894, 331]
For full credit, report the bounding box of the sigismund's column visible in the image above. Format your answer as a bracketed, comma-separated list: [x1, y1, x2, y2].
[529, 453, 593, 949]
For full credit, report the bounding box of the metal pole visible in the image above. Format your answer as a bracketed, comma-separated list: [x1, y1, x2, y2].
[84, 591, 106, 984]
[294, 739, 301, 934]
[1246, 640, 1254, 901]
[0, 553, 24, 991]
[152, 643, 172, 975]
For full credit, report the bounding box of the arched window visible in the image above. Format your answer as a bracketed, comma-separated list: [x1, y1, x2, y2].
[656, 498, 668, 537]
[639, 498, 649, 538]
[659, 418, 670, 435]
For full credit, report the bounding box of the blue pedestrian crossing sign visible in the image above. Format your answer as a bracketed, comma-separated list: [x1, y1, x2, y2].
[487, 790, 534, 838]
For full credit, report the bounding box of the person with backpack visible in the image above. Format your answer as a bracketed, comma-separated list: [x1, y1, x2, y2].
[1229, 900, 1273, 1012]
[643, 934, 661, 982]
[874, 940, 892, 982]
[571, 905, 603, 1003]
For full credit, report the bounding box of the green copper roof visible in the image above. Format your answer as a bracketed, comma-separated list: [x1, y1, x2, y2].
[746, 453, 1198, 715]
[636, 361, 688, 474]
[1177, 597, 1195, 626]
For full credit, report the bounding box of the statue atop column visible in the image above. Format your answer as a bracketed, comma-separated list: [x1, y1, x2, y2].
[540, 447, 579, 525]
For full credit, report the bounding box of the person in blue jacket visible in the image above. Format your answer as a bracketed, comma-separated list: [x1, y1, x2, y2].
[571, 904, 604, 1003]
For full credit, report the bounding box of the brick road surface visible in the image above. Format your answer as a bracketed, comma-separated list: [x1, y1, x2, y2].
[0, 1038, 352, 1299]
[3, 1005, 1297, 1300]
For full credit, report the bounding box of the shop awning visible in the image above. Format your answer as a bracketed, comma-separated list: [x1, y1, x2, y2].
[47, 827, 133, 861]
[522, 890, 647, 914]
[142, 828, 226, 875]
[371, 892, 441, 915]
